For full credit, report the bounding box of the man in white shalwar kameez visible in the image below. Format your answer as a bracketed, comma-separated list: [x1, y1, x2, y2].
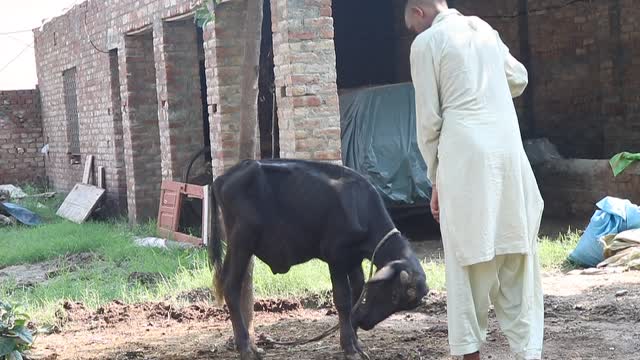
[404, 1, 545, 359]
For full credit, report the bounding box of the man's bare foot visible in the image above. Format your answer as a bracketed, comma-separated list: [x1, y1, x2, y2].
[463, 352, 480, 360]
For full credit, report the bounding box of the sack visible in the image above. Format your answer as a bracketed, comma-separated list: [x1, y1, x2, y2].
[568, 197, 640, 267]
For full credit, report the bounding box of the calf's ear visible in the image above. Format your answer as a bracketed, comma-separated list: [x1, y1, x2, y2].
[368, 264, 396, 283]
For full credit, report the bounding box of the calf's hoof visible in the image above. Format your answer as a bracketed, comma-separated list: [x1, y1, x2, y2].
[344, 351, 370, 360]
[240, 348, 263, 360]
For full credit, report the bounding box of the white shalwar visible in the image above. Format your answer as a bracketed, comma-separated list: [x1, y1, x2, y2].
[410, 9, 545, 359]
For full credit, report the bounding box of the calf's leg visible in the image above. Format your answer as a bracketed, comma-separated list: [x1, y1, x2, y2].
[349, 266, 365, 307]
[241, 256, 255, 337]
[348, 266, 366, 349]
[331, 266, 368, 360]
[223, 240, 261, 360]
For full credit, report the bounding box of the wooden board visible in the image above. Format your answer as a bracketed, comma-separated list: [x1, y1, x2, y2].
[202, 185, 210, 245]
[156, 180, 208, 246]
[56, 183, 105, 223]
[82, 155, 94, 184]
[97, 166, 105, 189]
[157, 180, 183, 232]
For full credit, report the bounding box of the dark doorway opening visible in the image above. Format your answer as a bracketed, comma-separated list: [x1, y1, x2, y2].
[196, 27, 212, 162]
[332, 0, 404, 89]
[258, 0, 279, 159]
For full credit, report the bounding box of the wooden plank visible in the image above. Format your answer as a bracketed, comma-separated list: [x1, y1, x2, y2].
[158, 228, 203, 246]
[97, 166, 105, 189]
[56, 183, 105, 223]
[156, 180, 206, 247]
[82, 155, 94, 184]
[202, 185, 210, 246]
[157, 180, 182, 232]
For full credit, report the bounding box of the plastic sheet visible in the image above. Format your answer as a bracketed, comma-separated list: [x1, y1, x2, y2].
[339, 83, 431, 207]
[0, 202, 42, 226]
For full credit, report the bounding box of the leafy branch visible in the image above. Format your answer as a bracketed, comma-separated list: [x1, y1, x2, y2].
[0, 301, 34, 360]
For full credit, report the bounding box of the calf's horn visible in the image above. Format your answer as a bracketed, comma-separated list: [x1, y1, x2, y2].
[400, 270, 410, 285]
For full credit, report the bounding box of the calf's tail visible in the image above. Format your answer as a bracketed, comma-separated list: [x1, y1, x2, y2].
[207, 186, 225, 305]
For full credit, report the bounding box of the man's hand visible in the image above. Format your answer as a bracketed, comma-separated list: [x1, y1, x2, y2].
[430, 184, 440, 223]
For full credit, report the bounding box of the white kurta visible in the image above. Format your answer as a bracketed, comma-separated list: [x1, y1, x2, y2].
[410, 9, 544, 266]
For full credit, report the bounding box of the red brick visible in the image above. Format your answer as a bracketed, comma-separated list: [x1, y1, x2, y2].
[313, 150, 341, 161]
[289, 31, 315, 40]
[320, 7, 332, 17]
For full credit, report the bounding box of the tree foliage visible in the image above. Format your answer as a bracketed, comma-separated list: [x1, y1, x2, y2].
[195, 0, 219, 27]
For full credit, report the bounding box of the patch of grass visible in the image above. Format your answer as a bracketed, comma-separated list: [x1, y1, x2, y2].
[0, 221, 134, 267]
[421, 258, 446, 291]
[538, 230, 581, 272]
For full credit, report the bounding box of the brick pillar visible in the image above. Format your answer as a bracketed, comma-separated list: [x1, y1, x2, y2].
[204, 1, 248, 176]
[108, 49, 128, 214]
[121, 32, 163, 223]
[154, 19, 205, 180]
[271, 0, 341, 162]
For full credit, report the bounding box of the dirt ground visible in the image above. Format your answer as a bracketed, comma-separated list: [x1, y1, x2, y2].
[25, 270, 640, 360]
[23, 229, 640, 360]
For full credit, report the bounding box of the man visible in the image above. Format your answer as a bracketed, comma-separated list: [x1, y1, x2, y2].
[404, 1, 544, 359]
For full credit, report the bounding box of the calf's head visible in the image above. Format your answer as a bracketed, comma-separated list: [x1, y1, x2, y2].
[353, 258, 428, 330]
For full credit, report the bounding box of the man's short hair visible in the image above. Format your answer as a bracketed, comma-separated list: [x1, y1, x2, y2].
[405, 0, 446, 7]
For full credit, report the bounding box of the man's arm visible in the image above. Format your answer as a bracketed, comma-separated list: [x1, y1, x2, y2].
[410, 38, 442, 184]
[497, 32, 528, 98]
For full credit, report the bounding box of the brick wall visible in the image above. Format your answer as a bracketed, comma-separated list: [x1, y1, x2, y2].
[0, 90, 45, 185]
[535, 160, 640, 219]
[34, 0, 215, 221]
[34, 0, 346, 222]
[38, 0, 640, 222]
[455, 0, 640, 158]
[34, 2, 125, 215]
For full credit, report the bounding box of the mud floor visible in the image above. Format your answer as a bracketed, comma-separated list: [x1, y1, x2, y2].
[26, 270, 640, 360]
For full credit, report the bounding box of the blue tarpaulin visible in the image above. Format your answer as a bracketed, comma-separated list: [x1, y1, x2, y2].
[568, 196, 640, 267]
[0, 202, 42, 226]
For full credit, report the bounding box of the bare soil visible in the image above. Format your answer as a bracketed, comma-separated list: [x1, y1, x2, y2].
[0, 252, 98, 287]
[25, 270, 640, 360]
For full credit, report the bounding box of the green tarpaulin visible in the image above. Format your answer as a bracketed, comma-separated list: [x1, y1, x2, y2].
[339, 83, 431, 208]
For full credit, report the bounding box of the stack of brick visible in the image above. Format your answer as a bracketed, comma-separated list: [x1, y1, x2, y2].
[0, 90, 45, 185]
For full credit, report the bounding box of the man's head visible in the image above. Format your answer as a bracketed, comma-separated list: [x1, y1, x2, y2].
[404, 0, 448, 34]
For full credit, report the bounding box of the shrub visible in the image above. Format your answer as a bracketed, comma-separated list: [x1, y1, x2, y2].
[0, 301, 33, 360]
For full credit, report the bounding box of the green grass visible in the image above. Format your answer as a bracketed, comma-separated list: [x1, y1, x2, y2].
[1, 191, 581, 325]
[538, 230, 581, 271]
